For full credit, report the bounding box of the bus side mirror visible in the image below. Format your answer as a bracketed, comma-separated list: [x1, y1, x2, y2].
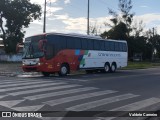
[38, 40, 47, 52]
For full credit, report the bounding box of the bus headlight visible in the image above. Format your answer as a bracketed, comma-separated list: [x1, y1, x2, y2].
[38, 62, 43, 66]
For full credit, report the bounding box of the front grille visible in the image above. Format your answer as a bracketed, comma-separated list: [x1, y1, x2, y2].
[25, 67, 37, 71]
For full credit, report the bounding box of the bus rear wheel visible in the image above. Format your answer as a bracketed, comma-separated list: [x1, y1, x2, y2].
[110, 63, 117, 73]
[104, 63, 110, 73]
[42, 72, 50, 77]
[58, 64, 69, 76]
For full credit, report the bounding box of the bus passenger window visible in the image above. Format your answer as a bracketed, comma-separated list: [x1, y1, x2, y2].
[115, 42, 119, 51]
[75, 38, 81, 49]
[81, 39, 88, 50]
[88, 39, 94, 50]
[94, 40, 100, 50]
[105, 41, 110, 51]
[109, 41, 115, 51]
[46, 43, 54, 60]
[59, 36, 67, 49]
[122, 43, 127, 52]
[119, 43, 123, 52]
[100, 41, 105, 51]
[67, 37, 75, 49]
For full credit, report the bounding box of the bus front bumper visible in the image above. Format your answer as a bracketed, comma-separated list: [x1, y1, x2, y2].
[22, 65, 40, 72]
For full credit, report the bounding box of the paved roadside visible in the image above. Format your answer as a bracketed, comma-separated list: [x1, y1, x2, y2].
[0, 62, 23, 76]
[0, 62, 160, 77]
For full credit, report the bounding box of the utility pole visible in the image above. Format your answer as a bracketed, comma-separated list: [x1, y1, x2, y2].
[151, 27, 155, 61]
[43, 0, 47, 33]
[87, 0, 90, 35]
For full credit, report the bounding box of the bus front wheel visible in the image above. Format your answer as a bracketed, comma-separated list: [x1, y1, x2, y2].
[58, 64, 69, 76]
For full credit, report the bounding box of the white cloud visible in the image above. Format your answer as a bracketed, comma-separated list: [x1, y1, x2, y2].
[133, 13, 160, 33]
[47, 6, 63, 13]
[140, 5, 148, 8]
[30, 0, 58, 5]
[64, 0, 71, 4]
[134, 13, 160, 24]
[30, 0, 63, 17]
[55, 14, 69, 20]
[30, 0, 43, 5]
[32, 20, 43, 26]
[59, 16, 111, 34]
[46, 6, 63, 17]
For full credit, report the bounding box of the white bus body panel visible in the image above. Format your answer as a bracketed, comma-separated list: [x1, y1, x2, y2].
[79, 50, 127, 69]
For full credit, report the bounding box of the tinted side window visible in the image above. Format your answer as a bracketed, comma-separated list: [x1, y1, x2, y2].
[47, 35, 64, 52]
[94, 40, 100, 50]
[59, 36, 67, 49]
[109, 41, 115, 51]
[88, 39, 94, 50]
[75, 38, 81, 49]
[45, 42, 54, 60]
[100, 41, 105, 51]
[105, 41, 110, 51]
[67, 37, 75, 49]
[81, 39, 88, 50]
[115, 42, 119, 51]
[119, 42, 123, 51]
[46, 35, 59, 57]
[122, 43, 127, 52]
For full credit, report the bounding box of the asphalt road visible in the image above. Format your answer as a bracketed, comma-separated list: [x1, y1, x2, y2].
[0, 67, 160, 120]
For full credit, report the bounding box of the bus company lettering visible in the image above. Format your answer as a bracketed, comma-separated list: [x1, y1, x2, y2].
[98, 53, 121, 57]
[98, 53, 109, 57]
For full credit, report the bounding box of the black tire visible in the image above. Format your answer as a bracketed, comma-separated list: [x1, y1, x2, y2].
[58, 64, 69, 76]
[104, 63, 110, 73]
[42, 72, 50, 77]
[110, 63, 117, 73]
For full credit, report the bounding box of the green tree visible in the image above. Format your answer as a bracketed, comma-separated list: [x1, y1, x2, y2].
[132, 20, 145, 37]
[145, 28, 160, 60]
[0, 0, 41, 53]
[102, 0, 134, 39]
[101, 22, 128, 40]
[156, 36, 160, 58]
[127, 36, 150, 60]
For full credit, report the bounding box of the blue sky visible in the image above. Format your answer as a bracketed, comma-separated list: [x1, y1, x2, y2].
[25, 0, 160, 37]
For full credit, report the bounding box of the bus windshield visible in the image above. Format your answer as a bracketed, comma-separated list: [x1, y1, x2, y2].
[23, 35, 45, 59]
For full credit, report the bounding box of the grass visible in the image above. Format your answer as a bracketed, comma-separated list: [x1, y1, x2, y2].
[123, 61, 160, 70]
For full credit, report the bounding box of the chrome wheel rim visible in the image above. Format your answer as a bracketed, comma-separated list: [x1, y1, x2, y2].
[61, 66, 67, 74]
[112, 65, 115, 71]
[105, 65, 109, 72]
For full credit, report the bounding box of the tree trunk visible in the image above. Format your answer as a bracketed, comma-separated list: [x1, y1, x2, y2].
[0, 16, 7, 51]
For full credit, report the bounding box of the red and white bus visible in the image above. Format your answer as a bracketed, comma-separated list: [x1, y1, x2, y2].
[22, 33, 128, 76]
